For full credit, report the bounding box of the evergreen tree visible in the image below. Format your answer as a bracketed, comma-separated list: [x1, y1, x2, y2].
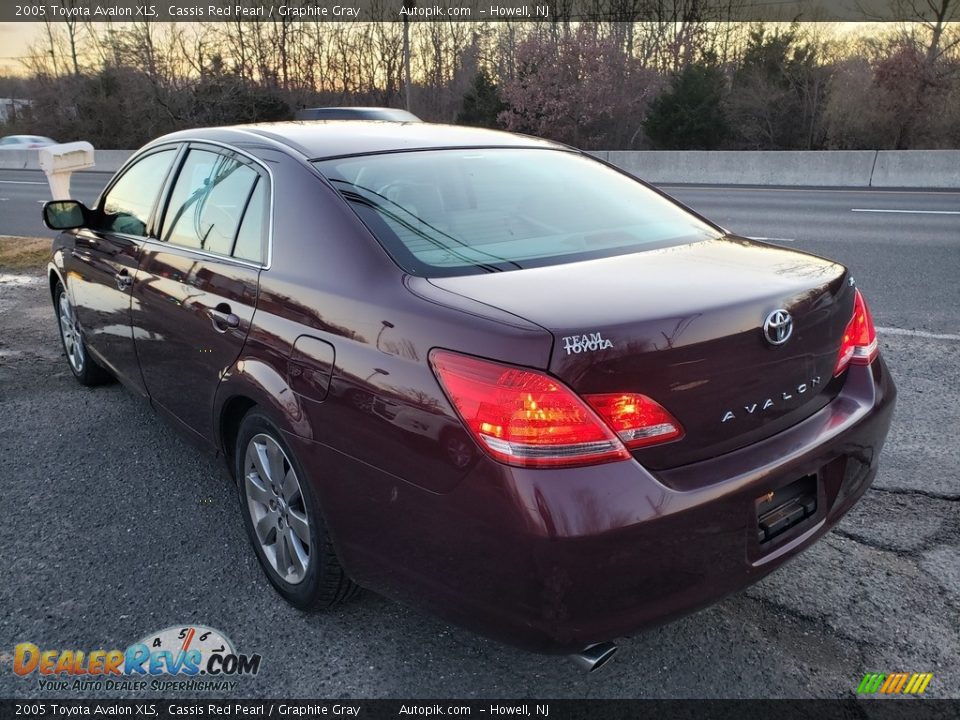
[643, 57, 729, 149]
[456, 71, 505, 128]
[729, 24, 826, 149]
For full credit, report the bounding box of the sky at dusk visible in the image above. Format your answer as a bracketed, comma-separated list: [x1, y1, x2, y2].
[0, 20, 913, 78]
[0, 22, 36, 74]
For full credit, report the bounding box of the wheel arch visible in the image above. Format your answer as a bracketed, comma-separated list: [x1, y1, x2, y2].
[48, 263, 65, 302]
[219, 395, 258, 479]
[214, 357, 312, 478]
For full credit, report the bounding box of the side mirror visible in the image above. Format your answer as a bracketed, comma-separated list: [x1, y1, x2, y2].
[42, 200, 88, 230]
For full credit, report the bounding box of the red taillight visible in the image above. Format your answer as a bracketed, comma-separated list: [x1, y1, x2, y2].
[584, 393, 684, 449]
[430, 350, 630, 468]
[834, 289, 878, 377]
[430, 350, 684, 468]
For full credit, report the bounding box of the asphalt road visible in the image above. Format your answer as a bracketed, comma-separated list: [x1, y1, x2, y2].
[658, 183, 960, 336]
[0, 171, 958, 699]
[2, 169, 959, 333]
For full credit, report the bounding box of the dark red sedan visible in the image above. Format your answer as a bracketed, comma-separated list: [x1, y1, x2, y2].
[43, 122, 895, 670]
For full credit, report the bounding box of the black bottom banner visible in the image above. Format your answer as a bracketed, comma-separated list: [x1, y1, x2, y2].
[1, 700, 959, 720]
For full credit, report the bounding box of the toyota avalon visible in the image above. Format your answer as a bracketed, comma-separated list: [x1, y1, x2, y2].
[42, 122, 895, 669]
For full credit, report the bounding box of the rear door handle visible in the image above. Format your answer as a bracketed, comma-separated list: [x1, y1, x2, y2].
[208, 305, 240, 331]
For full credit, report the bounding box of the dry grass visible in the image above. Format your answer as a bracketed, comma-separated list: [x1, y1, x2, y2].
[0, 236, 51, 271]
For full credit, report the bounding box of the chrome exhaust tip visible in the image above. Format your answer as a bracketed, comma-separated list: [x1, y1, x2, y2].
[569, 641, 618, 672]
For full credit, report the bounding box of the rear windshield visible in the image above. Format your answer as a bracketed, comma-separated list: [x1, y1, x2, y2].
[313, 148, 720, 277]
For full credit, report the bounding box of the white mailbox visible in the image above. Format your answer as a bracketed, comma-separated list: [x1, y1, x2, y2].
[39, 141, 95, 200]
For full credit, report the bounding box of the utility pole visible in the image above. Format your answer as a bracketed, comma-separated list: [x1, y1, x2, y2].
[402, 0, 415, 112]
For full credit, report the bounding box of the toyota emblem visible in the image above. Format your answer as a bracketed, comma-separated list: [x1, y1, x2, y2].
[763, 309, 793, 346]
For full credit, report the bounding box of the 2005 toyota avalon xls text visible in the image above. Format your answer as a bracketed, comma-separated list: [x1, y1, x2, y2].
[42, 121, 895, 670]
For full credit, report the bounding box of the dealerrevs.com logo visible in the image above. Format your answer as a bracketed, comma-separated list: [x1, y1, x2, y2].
[13, 625, 261, 692]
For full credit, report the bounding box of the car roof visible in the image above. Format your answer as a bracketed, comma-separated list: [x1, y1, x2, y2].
[293, 107, 422, 122]
[150, 121, 568, 160]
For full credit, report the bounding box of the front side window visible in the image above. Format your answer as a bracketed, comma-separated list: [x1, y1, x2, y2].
[313, 148, 720, 277]
[161, 148, 262, 258]
[99, 149, 177, 236]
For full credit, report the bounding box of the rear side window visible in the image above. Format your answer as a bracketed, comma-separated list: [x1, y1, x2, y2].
[99, 149, 177, 236]
[314, 148, 720, 277]
[232, 178, 267, 263]
[161, 148, 264, 260]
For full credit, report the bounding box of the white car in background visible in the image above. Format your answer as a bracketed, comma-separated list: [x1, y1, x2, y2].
[0, 135, 56, 149]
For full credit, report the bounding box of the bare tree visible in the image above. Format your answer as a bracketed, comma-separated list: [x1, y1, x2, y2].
[4, 17, 960, 152]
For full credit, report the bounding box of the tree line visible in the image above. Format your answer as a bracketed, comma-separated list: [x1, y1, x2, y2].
[1, 14, 958, 150]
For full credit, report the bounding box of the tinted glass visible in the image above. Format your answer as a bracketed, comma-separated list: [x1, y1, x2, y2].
[233, 178, 266, 263]
[99, 149, 176, 236]
[162, 149, 260, 256]
[314, 149, 720, 277]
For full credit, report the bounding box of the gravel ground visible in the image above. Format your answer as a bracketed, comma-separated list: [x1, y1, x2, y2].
[1, 268, 957, 699]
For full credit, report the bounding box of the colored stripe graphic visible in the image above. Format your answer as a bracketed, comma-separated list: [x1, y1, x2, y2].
[857, 673, 885, 694]
[911, 673, 933, 694]
[857, 672, 932, 694]
[880, 673, 908, 694]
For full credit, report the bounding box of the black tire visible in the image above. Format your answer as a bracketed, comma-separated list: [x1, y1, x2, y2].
[54, 281, 111, 386]
[235, 409, 359, 610]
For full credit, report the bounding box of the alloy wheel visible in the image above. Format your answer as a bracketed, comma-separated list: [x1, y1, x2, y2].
[243, 433, 311, 584]
[58, 292, 85, 374]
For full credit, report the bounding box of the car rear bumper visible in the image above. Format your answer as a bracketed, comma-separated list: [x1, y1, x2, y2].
[286, 357, 895, 653]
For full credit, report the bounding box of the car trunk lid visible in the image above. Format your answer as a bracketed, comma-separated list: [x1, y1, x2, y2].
[428, 237, 853, 472]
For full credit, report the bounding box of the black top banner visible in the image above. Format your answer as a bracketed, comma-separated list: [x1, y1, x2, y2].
[0, 0, 951, 23]
[2, 700, 960, 720]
